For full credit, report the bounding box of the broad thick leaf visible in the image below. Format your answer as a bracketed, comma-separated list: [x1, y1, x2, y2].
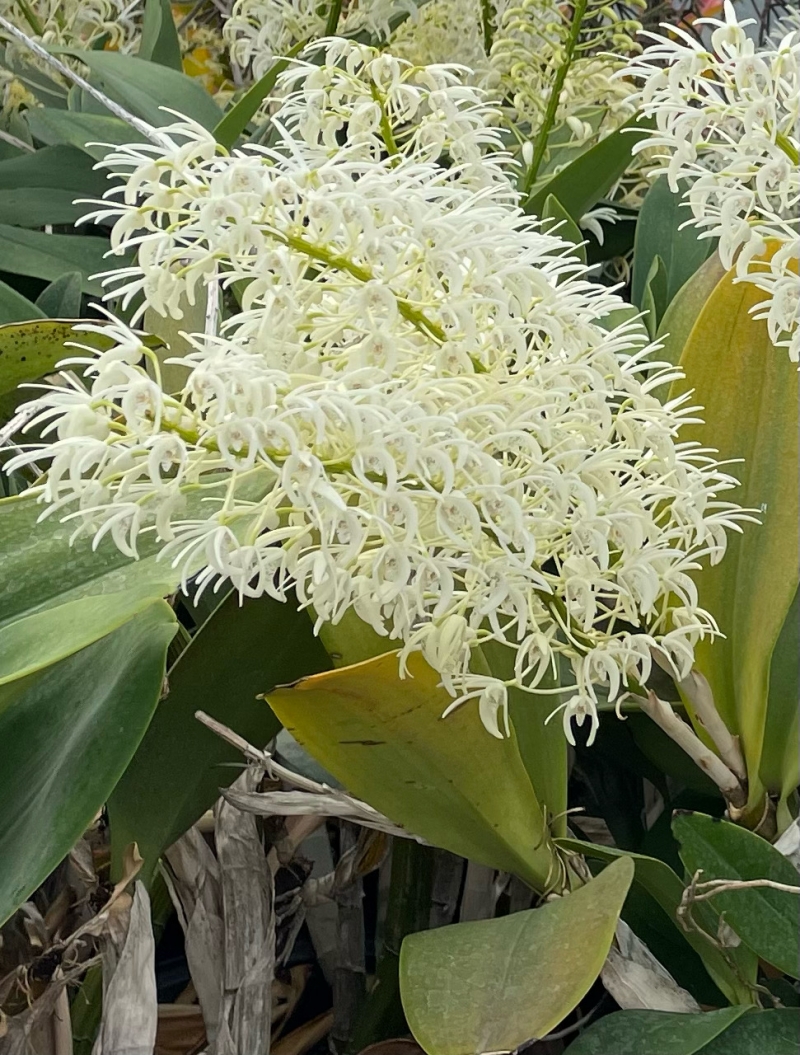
[528, 116, 652, 219]
[0, 145, 108, 195]
[541, 193, 586, 264]
[0, 582, 178, 692]
[699, 1009, 800, 1054]
[669, 253, 799, 814]
[0, 280, 44, 326]
[58, 50, 222, 131]
[0, 143, 108, 227]
[558, 838, 757, 1005]
[0, 224, 109, 293]
[214, 47, 301, 148]
[399, 857, 634, 1055]
[35, 271, 82, 317]
[480, 637, 568, 837]
[568, 1008, 748, 1055]
[0, 472, 272, 629]
[655, 252, 726, 367]
[0, 603, 176, 926]
[673, 811, 800, 978]
[138, 0, 182, 70]
[108, 591, 330, 880]
[0, 188, 92, 229]
[632, 177, 715, 311]
[25, 108, 134, 160]
[267, 651, 557, 889]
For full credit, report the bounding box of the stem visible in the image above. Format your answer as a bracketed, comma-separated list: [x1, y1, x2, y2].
[325, 0, 343, 35]
[637, 690, 747, 810]
[676, 668, 748, 783]
[370, 81, 400, 159]
[480, 0, 495, 54]
[521, 0, 589, 197]
[14, 0, 43, 36]
[774, 131, 799, 166]
[278, 228, 447, 342]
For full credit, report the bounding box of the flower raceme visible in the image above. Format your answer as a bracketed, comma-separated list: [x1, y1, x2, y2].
[7, 42, 747, 744]
[623, 1, 800, 362]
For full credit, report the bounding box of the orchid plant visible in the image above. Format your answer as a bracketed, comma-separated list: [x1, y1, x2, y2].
[0, 2, 797, 1053]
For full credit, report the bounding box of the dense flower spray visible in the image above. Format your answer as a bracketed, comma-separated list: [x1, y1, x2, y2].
[7, 40, 746, 743]
[624, 1, 800, 362]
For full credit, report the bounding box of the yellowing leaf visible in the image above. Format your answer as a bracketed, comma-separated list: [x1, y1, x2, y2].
[266, 651, 559, 891]
[669, 248, 799, 818]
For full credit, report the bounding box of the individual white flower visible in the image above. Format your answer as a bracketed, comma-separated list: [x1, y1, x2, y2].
[623, 0, 800, 361]
[6, 40, 748, 743]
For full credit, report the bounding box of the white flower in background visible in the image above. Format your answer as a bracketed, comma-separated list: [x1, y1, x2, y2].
[7, 41, 747, 744]
[224, 0, 419, 78]
[490, 0, 644, 142]
[624, 1, 800, 362]
[0, 0, 144, 112]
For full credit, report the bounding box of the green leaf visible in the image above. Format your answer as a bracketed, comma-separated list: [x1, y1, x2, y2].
[0, 473, 271, 629]
[0, 280, 44, 326]
[0, 583, 179, 692]
[0, 492, 177, 628]
[673, 811, 800, 978]
[654, 252, 726, 367]
[0, 189, 90, 228]
[57, 50, 222, 130]
[669, 251, 799, 816]
[642, 254, 669, 338]
[0, 143, 107, 192]
[399, 857, 634, 1055]
[558, 838, 757, 1005]
[108, 591, 331, 880]
[138, 0, 182, 71]
[0, 224, 109, 293]
[632, 176, 715, 312]
[267, 651, 558, 890]
[24, 109, 134, 160]
[479, 637, 568, 837]
[0, 603, 176, 927]
[35, 271, 82, 317]
[763, 590, 800, 829]
[568, 1008, 748, 1055]
[699, 1009, 800, 1054]
[214, 47, 301, 149]
[541, 194, 586, 264]
[528, 116, 652, 220]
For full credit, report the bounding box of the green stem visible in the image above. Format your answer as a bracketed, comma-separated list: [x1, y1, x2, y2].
[15, 0, 44, 36]
[278, 228, 447, 342]
[521, 0, 589, 198]
[325, 0, 343, 35]
[480, 0, 496, 54]
[370, 81, 400, 159]
[774, 130, 799, 166]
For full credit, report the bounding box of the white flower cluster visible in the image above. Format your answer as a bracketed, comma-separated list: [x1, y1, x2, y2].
[0, 0, 142, 50]
[387, 0, 489, 73]
[624, 1, 800, 362]
[490, 0, 643, 142]
[224, 0, 418, 78]
[8, 41, 745, 744]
